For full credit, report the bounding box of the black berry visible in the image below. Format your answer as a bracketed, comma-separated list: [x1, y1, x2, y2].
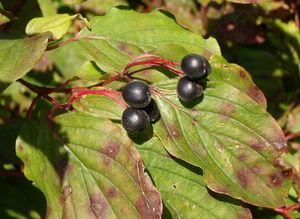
[177, 77, 203, 102]
[181, 54, 211, 79]
[144, 99, 160, 122]
[122, 108, 150, 133]
[122, 80, 151, 109]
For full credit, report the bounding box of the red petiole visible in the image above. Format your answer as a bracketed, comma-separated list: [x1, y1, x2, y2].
[274, 203, 300, 219]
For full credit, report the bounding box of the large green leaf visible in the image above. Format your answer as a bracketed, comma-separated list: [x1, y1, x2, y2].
[152, 78, 291, 208]
[71, 94, 253, 218]
[16, 112, 162, 219]
[76, 8, 266, 108]
[0, 33, 49, 93]
[135, 137, 252, 219]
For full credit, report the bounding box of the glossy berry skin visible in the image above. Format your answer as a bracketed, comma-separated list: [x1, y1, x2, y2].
[122, 108, 150, 133]
[144, 100, 160, 122]
[181, 54, 211, 79]
[122, 80, 151, 109]
[177, 77, 203, 103]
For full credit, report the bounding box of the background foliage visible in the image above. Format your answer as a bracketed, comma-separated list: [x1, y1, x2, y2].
[0, 0, 300, 218]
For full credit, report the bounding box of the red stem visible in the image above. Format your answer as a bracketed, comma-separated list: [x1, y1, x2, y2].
[66, 89, 126, 109]
[27, 95, 41, 119]
[274, 204, 300, 219]
[286, 131, 300, 141]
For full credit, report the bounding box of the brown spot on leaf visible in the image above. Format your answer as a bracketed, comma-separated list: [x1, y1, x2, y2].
[167, 124, 181, 139]
[268, 173, 283, 187]
[272, 157, 286, 169]
[238, 154, 247, 161]
[89, 193, 108, 218]
[247, 85, 267, 108]
[101, 141, 120, 159]
[236, 168, 252, 188]
[251, 165, 263, 174]
[249, 139, 264, 152]
[107, 187, 117, 198]
[239, 70, 246, 78]
[219, 102, 235, 119]
[118, 43, 133, 56]
[281, 168, 293, 178]
[18, 143, 24, 151]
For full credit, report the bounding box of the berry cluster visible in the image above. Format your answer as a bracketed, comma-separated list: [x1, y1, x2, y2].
[121, 54, 211, 133]
[121, 81, 159, 133]
[177, 54, 211, 103]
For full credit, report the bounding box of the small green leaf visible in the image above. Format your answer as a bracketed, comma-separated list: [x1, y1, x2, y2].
[0, 33, 49, 93]
[135, 137, 252, 219]
[0, 2, 16, 25]
[26, 14, 89, 40]
[152, 78, 291, 208]
[16, 112, 162, 219]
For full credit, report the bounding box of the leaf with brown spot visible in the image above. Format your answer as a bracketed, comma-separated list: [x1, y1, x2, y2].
[135, 137, 252, 219]
[16, 112, 162, 219]
[152, 78, 291, 208]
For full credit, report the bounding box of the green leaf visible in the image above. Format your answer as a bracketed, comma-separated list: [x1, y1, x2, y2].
[152, 78, 291, 208]
[76, 8, 266, 108]
[0, 33, 49, 93]
[16, 112, 162, 219]
[0, 2, 16, 25]
[37, 0, 56, 16]
[135, 136, 252, 219]
[48, 42, 90, 79]
[26, 14, 90, 40]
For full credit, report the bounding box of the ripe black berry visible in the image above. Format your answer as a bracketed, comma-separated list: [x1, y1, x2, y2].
[181, 54, 211, 79]
[144, 99, 160, 122]
[122, 108, 150, 133]
[122, 80, 151, 109]
[177, 77, 203, 102]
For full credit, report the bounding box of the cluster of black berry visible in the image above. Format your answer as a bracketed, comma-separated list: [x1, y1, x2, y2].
[121, 81, 159, 133]
[121, 54, 211, 133]
[177, 54, 211, 102]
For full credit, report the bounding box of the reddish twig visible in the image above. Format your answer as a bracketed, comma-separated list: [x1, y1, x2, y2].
[0, 170, 24, 177]
[286, 131, 300, 141]
[274, 204, 300, 219]
[46, 36, 82, 51]
[27, 95, 41, 119]
[66, 88, 126, 109]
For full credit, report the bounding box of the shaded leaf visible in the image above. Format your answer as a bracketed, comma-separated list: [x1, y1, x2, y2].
[0, 176, 45, 219]
[0, 33, 49, 93]
[135, 136, 252, 219]
[152, 78, 291, 208]
[76, 8, 266, 108]
[0, 2, 16, 25]
[26, 14, 89, 40]
[16, 112, 162, 219]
